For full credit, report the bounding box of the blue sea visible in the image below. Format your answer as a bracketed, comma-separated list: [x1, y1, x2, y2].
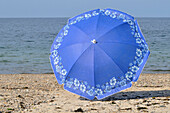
[0, 18, 170, 74]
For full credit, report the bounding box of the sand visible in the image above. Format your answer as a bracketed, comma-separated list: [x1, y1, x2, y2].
[0, 73, 169, 113]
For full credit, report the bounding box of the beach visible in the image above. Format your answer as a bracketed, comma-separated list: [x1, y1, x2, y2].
[0, 73, 169, 113]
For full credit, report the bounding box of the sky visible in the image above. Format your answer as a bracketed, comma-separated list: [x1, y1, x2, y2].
[0, 0, 170, 18]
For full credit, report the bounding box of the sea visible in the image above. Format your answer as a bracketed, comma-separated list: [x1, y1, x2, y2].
[0, 18, 170, 74]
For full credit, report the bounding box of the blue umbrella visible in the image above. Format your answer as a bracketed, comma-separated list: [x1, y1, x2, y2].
[50, 8, 150, 100]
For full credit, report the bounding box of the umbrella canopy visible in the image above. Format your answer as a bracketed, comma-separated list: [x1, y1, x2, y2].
[50, 8, 150, 100]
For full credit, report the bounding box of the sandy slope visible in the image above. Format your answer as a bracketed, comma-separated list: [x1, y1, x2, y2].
[0, 74, 169, 113]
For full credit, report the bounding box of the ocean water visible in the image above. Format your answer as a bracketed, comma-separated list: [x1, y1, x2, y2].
[0, 18, 169, 74]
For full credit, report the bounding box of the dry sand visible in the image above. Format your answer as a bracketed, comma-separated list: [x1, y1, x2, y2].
[0, 74, 169, 113]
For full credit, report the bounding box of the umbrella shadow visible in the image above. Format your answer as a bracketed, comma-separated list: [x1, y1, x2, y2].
[79, 90, 170, 101]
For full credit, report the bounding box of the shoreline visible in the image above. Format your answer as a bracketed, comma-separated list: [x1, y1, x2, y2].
[0, 74, 169, 112]
[1, 71, 170, 75]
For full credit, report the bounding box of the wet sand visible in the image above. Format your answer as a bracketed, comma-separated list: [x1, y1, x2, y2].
[0, 74, 169, 113]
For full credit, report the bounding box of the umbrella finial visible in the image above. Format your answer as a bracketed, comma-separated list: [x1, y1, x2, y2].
[91, 39, 97, 44]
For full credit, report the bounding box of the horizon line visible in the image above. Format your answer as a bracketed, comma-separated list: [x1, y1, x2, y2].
[0, 16, 170, 18]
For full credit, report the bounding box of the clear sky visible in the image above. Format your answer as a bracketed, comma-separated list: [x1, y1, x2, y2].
[0, 0, 169, 18]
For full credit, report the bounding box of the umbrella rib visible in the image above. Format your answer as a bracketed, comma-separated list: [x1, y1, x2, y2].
[95, 13, 101, 37]
[101, 42, 140, 48]
[59, 42, 90, 50]
[96, 45, 126, 75]
[71, 25, 92, 41]
[96, 22, 127, 40]
[93, 45, 95, 88]
[64, 44, 93, 81]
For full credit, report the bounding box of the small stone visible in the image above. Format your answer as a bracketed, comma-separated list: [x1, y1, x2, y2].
[121, 108, 132, 110]
[37, 101, 42, 105]
[146, 104, 151, 106]
[7, 108, 14, 111]
[74, 108, 83, 112]
[17, 95, 24, 99]
[143, 100, 147, 102]
[162, 98, 170, 101]
[55, 106, 61, 109]
[42, 101, 47, 103]
[91, 108, 97, 110]
[49, 100, 54, 102]
[159, 105, 166, 107]
[111, 101, 116, 104]
[51, 96, 55, 99]
[137, 107, 148, 110]
[151, 103, 159, 105]
[152, 97, 156, 99]
[22, 87, 29, 89]
[163, 102, 169, 104]
[20, 102, 25, 109]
